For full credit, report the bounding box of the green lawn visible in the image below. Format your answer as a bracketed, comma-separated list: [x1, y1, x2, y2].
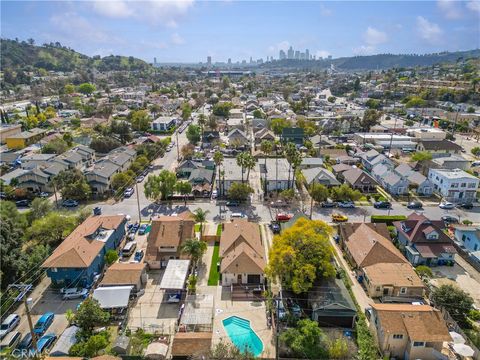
[216, 224, 222, 237]
[208, 242, 220, 286]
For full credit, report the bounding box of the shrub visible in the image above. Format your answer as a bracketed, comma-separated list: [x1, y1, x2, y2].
[371, 215, 407, 226]
[415, 265, 433, 278]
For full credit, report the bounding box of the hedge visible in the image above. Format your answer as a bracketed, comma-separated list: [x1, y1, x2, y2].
[370, 215, 407, 226]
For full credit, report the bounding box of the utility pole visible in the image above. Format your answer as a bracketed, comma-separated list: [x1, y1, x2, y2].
[135, 181, 141, 223]
[8, 284, 37, 353]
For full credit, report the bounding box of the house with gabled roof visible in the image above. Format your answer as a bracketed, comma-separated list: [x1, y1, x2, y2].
[342, 167, 378, 192]
[394, 213, 456, 266]
[219, 219, 266, 286]
[227, 128, 249, 147]
[42, 215, 127, 287]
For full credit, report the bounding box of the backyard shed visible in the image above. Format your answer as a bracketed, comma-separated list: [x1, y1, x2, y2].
[49, 325, 79, 356]
[112, 334, 130, 355]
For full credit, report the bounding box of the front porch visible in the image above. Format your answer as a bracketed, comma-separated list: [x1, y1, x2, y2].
[227, 284, 266, 301]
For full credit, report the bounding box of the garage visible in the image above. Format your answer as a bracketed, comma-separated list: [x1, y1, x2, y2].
[247, 274, 261, 284]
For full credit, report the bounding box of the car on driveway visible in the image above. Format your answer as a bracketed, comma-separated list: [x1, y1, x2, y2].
[226, 200, 240, 207]
[138, 224, 148, 235]
[16, 333, 32, 351]
[331, 213, 348, 222]
[62, 288, 88, 300]
[321, 201, 336, 208]
[0, 314, 20, 340]
[136, 176, 145, 183]
[34, 313, 54, 336]
[276, 213, 293, 222]
[407, 201, 423, 209]
[128, 222, 140, 234]
[439, 201, 455, 209]
[337, 201, 355, 208]
[124, 188, 134, 198]
[441, 215, 459, 224]
[374, 201, 392, 209]
[37, 333, 56, 353]
[269, 222, 281, 234]
[62, 199, 78, 208]
[457, 202, 473, 209]
[134, 250, 144, 262]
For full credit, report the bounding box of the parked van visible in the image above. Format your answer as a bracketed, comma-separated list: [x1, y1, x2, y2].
[230, 212, 246, 219]
[0, 314, 20, 340]
[122, 241, 137, 257]
[0, 331, 21, 351]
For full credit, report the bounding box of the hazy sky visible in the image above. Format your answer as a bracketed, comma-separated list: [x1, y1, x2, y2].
[1, 0, 479, 63]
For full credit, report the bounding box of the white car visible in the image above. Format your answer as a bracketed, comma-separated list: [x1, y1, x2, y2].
[212, 190, 218, 199]
[439, 201, 455, 209]
[62, 288, 88, 300]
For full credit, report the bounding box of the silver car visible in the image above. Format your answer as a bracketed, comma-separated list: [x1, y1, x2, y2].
[62, 288, 88, 300]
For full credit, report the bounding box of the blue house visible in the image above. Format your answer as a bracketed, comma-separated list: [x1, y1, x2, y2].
[454, 226, 480, 252]
[281, 127, 305, 145]
[42, 215, 127, 287]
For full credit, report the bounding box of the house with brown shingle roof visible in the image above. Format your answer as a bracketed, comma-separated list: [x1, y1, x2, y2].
[42, 215, 127, 287]
[339, 223, 424, 299]
[220, 219, 266, 286]
[370, 303, 451, 360]
[145, 211, 195, 269]
[100, 262, 147, 292]
[394, 213, 456, 267]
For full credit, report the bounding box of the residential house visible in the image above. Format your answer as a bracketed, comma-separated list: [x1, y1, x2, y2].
[176, 160, 201, 178]
[258, 158, 294, 193]
[428, 168, 479, 203]
[429, 154, 470, 172]
[453, 225, 480, 252]
[145, 211, 195, 269]
[0, 124, 22, 144]
[407, 128, 446, 141]
[299, 157, 324, 169]
[6, 128, 46, 149]
[254, 128, 275, 145]
[394, 163, 434, 195]
[251, 118, 267, 132]
[152, 116, 177, 132]
[20, 154, 56, 169]
[219, 219, 266, 285]
[342, 168, 378, 192]
[188, 168, 214, 197]
[80, 117, 110, 129]
[221, 157, 245, 194]
[100, 262, 147, 292]
[227, 128, 249, 147]
[332, 164, 353, 178]
[394, 213, 456, 266]
[202, 131, 220, 145]
[281, 127, 305, 145]
[416, 139, 462, 156]
[42, 215, 127, 287]
[370, 304, 451, 360]
[303, 167, 340, 187]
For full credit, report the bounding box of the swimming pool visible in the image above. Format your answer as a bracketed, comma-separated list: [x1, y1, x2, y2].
[222, 316, 264, 357]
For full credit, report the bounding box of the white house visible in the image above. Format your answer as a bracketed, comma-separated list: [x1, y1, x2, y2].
[428, 168, 479, 203]
[259, 158, 294, 193]
[152, 116, 177, 132]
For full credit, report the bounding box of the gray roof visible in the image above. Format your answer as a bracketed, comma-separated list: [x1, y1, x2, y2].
[22, 153, 56, 162]
[49, 326, 79, 356]
[188, 168, 214, 183]
[259, 158, 290, 181]
[343, 168, 378, 186]
[408, 171, 427, 185]
[301, 157, 324, 167]
[0, 168, 28, 184]
[303, 167, 340, 186]
[228, 128, 248, 139]
[43, 162, 68, 176]
[383, 172, 404, 187]
[177, 160, 200, 171]
[88, 160, 120, 178]
[223, 157, 243, 181]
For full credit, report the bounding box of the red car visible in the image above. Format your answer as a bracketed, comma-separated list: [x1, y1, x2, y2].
[276, 213, 293, 222]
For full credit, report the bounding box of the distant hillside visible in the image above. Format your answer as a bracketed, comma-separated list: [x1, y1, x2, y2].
[262, 49, 480, 71]
[1, 38, 151, 74]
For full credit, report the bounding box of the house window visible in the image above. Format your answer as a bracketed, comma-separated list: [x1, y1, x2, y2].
[400, 287, 407, 294]
[413, 342, 425, 347]
[461, 183, 466, 188]
[376, 287, 381, 291]
[51, 268, 57, 272]
[468, 183, 476, 188]
[393, 334, 403, 339]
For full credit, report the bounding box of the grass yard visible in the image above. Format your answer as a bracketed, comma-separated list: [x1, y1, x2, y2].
[216, 224, 222, 237]
[207, 242, 220, 286]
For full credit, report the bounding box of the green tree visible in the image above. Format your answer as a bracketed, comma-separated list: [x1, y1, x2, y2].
[327, 96, 336, 103]
[360, 109, 382, 131]
[180, 238, 207, 267]
[186, 124, 201, 144]
[0, 216, 25, 289]
[365, 98, 380, 109]
[175, 181, 192, 206]
[104, 249, 118, 265]
[130, 110, 152, 131]
[472, 147, 480, 157]
[309, 183, 329, 218]
[284, 142, 302, 189]
[411, 151, 433, 163]
[198, 113, 207, 135]
[260, 140, 273, 193]
[75, 298, 110, 336]
[27, 198, 53, 223]
[267, 218, 335, 293]
[253, 109, 264, 119]
[89, 136, 122, 153]
[191, 208, 209, 236]
[405, 96, 426, 108]
[24, 212, 78, 246]
[280, 319, 326, 359]
[213, 150, 224, 196]
[330, 184, 362, 202]
[212, 102, 233, 117]
[415, 265, 433, 278]
[110, 120, 132, 144]
[191, 340, 255, 360]
[144, 170, 177, 202]
[64, 84, 76, 94]
[228, 182, 253, 201]
[181, 102, 192, 121]
[111, 172, 133, 191]
[69, 332, 109, 357]
[78, 83, 96, 96]
[270, 118, 291, 135]
[42, 138, 69, 154]
[432, 284, 474, 327]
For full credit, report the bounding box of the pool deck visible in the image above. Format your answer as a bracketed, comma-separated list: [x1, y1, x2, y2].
[198, 285, 275, 358]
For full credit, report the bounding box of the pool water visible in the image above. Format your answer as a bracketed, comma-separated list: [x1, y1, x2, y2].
[222, 316, 264, 357]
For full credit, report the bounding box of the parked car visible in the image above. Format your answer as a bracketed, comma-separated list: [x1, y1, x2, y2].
[276, 213, 293, 222]
[441, 215, 459, 224]
[167, 293, 181, 303]
[0, 331, 21, 351]
[39, 192, 50, 198]
[0, 314, 20, 340]
[15, 200, 30, 208]
[270, 222, 281, 234]
[212, 190, 218, 199]
[457, 202, 473, 209]
[407, 201, 423, 209]
[134, 250, 144, 262]
[16, 333, 32, 351]
[124, 188, 134, 198]
[33, 313, 54, 336]
[226, 200, 240, 207]
[129, 223, 140, 234]
[93, 206, 102, 216]
[36, 333, 56, 353]
[321, 201, 336, 208]
[337, 201, 355, 208]
[331, 213, 348, 222]
[138, 224, 148, 235]
[374, 201, 392, 209]
[439, 201, 455, 209]
[62, 288, 88, 300]
[230, 212, 246, 219]
[62, 199, 78, 208]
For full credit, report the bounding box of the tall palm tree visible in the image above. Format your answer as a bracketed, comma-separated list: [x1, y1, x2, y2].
[192, 208, 210, 237]
[244, 153, 256, 182]
[236, 153, 246, 183]
[198, 113, 207, 136]
[180, 238, 207, 268]
[284, 142, 300, 189]
[260, 140, 273, 194]
[213, 150, 224, 196]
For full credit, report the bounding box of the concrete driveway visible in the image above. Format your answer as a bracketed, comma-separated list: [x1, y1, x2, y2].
[432, 263, 480, 307]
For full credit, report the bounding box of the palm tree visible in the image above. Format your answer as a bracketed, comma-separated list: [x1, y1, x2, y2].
[236, 153, 246, 183]
[213, 150, 224, 196]
[284, 143, 301, 189]
[175, 181, 192, 206]
[243, 153, 256, 182]
[192, 208, 210, 237]
[180, 238, 207, 268]
[260, 140, 273, 194]
[198, 114, 207, 137]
